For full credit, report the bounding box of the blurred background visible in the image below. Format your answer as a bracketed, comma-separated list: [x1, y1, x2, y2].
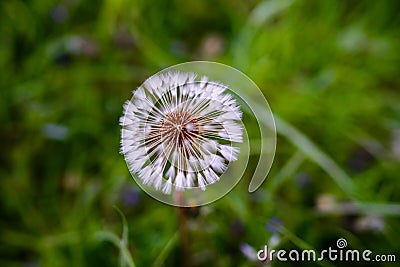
[1, 0, 399, 266]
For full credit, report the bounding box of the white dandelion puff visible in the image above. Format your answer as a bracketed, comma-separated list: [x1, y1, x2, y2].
[120, 71, 243, 194]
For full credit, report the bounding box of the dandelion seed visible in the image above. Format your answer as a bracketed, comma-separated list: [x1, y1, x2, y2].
[120, 71, 242, 194]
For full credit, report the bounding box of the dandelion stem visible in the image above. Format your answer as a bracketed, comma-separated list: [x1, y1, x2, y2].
[175, 191, 192, 266]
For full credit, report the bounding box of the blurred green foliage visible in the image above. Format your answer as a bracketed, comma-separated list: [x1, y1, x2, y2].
[1, 0, 399, 266]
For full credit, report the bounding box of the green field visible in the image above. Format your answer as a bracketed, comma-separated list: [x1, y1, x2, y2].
[1, 0, 399, 266]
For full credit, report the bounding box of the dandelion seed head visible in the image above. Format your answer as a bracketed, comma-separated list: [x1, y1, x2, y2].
[121, 71, 242, 194]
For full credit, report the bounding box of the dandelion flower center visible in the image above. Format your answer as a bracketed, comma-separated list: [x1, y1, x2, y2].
[160, 111, 200, 147]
